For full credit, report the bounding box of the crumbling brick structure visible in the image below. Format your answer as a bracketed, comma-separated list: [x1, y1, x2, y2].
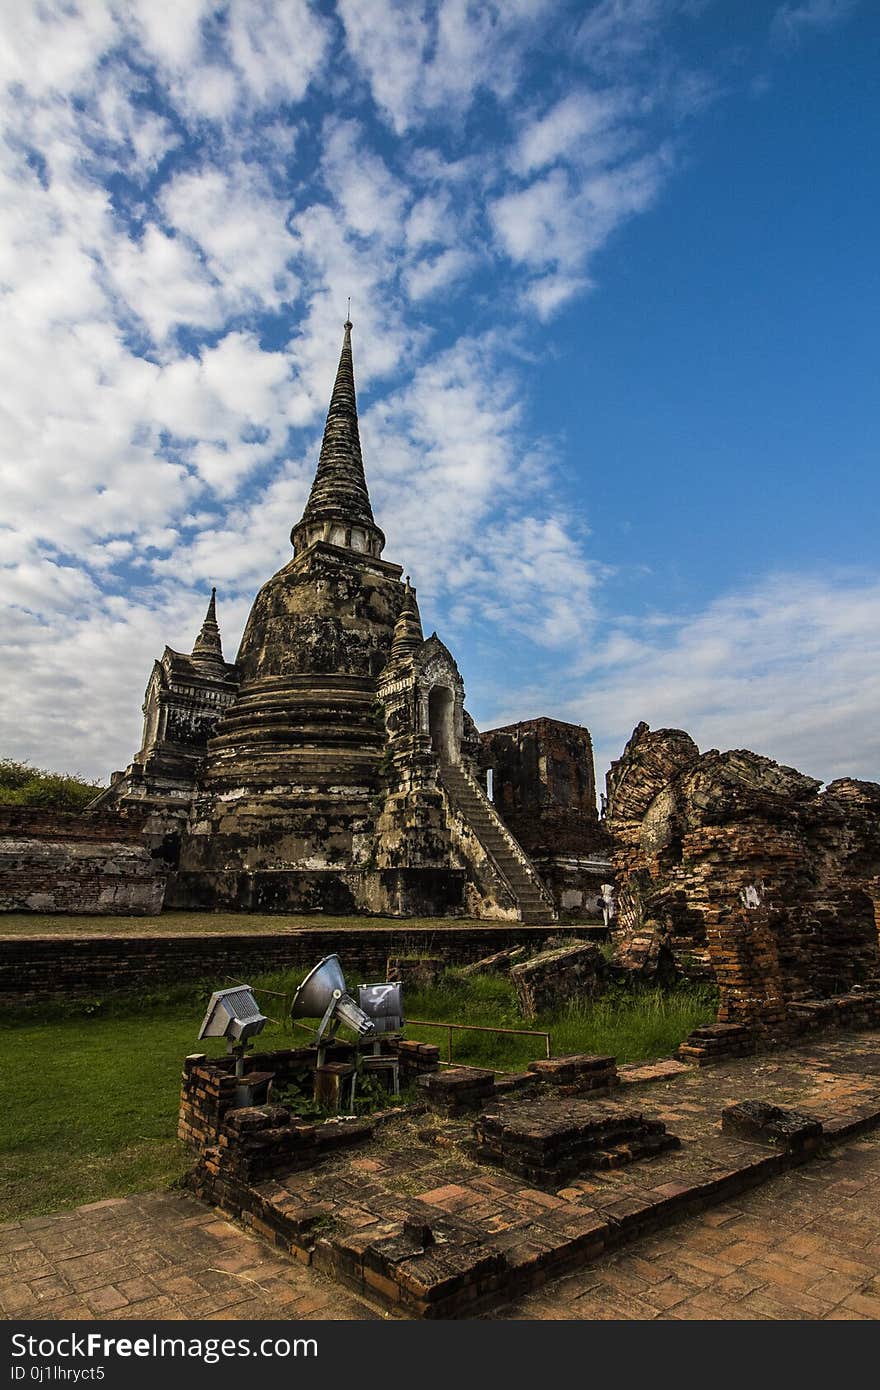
[480, 718, 611, 914]
[605, 722, 880, 1039]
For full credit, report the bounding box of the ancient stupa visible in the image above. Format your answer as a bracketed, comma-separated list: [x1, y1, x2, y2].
[101, 322, 556, 921]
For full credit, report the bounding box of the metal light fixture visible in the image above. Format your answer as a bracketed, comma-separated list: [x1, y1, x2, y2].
[290, 954, 374, 1044]
[198, 985, 268, 1104]
[199, 985, 267, 1044]
[357, 981, 404, 1034]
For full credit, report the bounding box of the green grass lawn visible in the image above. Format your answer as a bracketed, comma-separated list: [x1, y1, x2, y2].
[0, 911, 563, 937]
[401, 973, 718, 1071]
[0, 970, 717, 1221]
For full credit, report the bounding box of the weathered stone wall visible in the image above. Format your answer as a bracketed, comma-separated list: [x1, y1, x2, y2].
[481, 718, 604, 853]
[535, 854, 614, 917]
[0, 923, 565, 1001]
[510, 942, 605, 1020]
[480, 718, 610, 913]
[605, 723, 880, 1033]
[0, 809, 166, 915]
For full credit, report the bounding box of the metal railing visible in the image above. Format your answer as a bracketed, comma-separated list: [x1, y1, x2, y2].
[405, 1018, 552, 1069]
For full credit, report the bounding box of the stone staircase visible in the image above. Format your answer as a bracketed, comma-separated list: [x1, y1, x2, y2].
[439, 761, 555, 924]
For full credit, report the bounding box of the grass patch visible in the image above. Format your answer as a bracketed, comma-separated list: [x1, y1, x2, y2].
[0, 987, 288, 1221]
[403, 972, 717, 1070]
[0, 968, 716, 1220]
[0, 911, 535, 937]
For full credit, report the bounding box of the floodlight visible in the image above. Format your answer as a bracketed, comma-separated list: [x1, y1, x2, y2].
[199, 985, 267, 1043]
[357, 982, 404, 1034]
[198, 985, 268, 1104]
[291, 954, 374, 1043]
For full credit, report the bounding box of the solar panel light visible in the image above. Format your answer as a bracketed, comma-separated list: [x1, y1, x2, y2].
[357, 982, 404, 1034]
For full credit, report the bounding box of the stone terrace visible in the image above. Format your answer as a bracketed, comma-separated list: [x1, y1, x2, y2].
[190, 1030, 880, 1317]
[5, 1035, 880, 1321]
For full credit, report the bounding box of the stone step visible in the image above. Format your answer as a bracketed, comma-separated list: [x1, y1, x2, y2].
[440, 765, 553, 920]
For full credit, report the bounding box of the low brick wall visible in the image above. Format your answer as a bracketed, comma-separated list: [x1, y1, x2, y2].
[0, 807, 164, 916]
[181, 1041, 439, 1201]
[677, 990, 880, 1064]
[0, 808, 147, 841]
[0, 923, 565, 1001]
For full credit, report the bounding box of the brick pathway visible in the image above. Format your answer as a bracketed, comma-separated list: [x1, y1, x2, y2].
[6, 1032, 880, 1321]
[4, 1130, 880, 1321]
[0, 1191, 375, 1321]
[499, 1130, 880, 1320]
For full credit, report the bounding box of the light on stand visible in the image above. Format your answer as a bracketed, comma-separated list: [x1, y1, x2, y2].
[198, 984, 268, 1106]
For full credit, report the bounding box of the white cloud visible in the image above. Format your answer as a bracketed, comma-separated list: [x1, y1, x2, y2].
[108, 225, 223, 340]
[575, 0, 677, 72]
[159, 162, 300, 316]
[338, 0, 548, 134]
[571, 573, 880, 788]
[771, 0, 858, 44]
[125, 0, 211, 75]
[491, 148, 671, 301]
[405, 192, 456, 250]
[0, 0, 117, 97]
[404, 248, 477, 300]
[511, 88, 632, 176]
[525, 272, 590, 319]
[319, 118, 408, 242]
[226, 0, 329, 106]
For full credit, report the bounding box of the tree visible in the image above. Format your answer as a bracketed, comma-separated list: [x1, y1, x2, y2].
[0, 758, 103, 812]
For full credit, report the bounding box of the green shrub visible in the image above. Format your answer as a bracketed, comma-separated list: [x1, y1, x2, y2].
[0, 758, 103, 812]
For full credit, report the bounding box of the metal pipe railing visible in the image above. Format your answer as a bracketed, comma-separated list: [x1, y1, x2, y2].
[405, 1017, 551, 1068]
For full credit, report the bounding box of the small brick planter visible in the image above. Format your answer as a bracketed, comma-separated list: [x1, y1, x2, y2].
[474, 1098, 679, 1185]
[527, 1053, 618, 1094]
[417, 1068, 496, 1116]
[179, 1037, 440, 1174]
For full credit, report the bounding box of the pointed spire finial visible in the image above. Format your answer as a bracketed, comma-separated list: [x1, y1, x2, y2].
[192, 586, 225, 667]
[290, 318, 385, 559]
[389, 578, 423, 662]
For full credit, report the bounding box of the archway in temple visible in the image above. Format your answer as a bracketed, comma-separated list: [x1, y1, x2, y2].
[428, 685, 456, 763]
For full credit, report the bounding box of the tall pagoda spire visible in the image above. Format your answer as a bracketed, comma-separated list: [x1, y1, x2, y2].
[191, 587, 225, 668]
[290, 319, 385, 559]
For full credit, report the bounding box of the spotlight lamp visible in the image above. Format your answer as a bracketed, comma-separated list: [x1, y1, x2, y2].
[198, 983, 267, 1086]
[291, 954, 375, 1043]
[357, 981, 404, 1034]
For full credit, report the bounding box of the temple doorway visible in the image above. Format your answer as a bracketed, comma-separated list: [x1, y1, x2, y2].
[428, 685, 456, 763]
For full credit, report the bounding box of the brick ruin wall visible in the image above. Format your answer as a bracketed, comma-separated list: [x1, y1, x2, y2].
[179, 1041, 439, 1185]
[0, 808, 166, 916]
[605, 723, 880, 1039]
[480, 718, 611, 914]
[0, 923, 565, 1002]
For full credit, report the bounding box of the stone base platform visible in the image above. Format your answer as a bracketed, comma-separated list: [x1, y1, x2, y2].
[188, 1029, 880, 1318]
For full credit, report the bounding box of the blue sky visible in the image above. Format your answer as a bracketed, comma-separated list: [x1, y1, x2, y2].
[0, 0, 877, 791]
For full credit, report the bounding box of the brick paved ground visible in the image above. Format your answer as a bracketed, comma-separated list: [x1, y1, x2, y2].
[4, 1130, 880, 1321]
[499, 1130, 880, 1320]
[5, 1033, 880, 1321]
[0, 1191, 375, 1321]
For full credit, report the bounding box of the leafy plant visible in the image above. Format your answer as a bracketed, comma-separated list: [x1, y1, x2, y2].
[0, 757, 103, 812]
